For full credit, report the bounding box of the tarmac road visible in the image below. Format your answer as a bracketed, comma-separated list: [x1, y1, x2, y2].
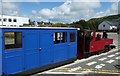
[33, 33, 120, 76]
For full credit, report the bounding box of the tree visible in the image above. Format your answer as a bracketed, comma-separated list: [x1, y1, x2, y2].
[49, 23, 68, 27]
[71, 20, 87, 29]
[29, 19, 34, 25]
[38, 25, 46, 27]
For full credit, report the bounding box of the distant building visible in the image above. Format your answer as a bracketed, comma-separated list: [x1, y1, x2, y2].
[98, 18, 120, 31]
[38, 21, 53, 26]
[0, 15, 29, 27]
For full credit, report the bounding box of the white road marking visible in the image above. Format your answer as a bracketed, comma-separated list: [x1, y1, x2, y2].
[75, 49, 118, 63]
[35, 49, 118, 75]
[100, 64, 105, 66]
[115, 56, 120, 59]
[86, 61, 97, 66]
[95, 64, 105, 69]
[99, 57, 107, 61]
[106, 60, 115, 64]
[95, 65, 103, 69]
[115, 52, 120, 55]
[68, 67, 81, 72]
[107, 54, 115, 58]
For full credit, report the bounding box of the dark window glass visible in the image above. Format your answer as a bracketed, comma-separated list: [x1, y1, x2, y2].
[78, 32, 83, 37]
[4, 32, 22, 50]
[54, 32, 67, 44]
[54, 32, 60, 44]
[8, 19, 12, 22]
[3, 18, 7, 22]
[61, 32, 67, 43]
[13, 19, 17, 22]
[103, 25, 105, 27]
[70, 32, 76, 42]
[0, 19, 1, 21]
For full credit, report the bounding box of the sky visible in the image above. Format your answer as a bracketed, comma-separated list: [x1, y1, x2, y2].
[0, 0, 119, 23]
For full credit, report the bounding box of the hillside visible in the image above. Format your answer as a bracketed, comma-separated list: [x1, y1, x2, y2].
[70, 14, 120, 30]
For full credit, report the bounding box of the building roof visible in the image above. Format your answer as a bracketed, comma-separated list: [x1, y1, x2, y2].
[105, 21, 117, 26]
[104, 18, 120, 26]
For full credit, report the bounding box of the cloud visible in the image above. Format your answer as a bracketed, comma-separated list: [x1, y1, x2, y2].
[1, 0, 119, 23]
[118, 2, 120, 14]
[0, 2, 2, 14]
[94, 2, 118, 18]
[32, 10, 37, 15]
[36, 0, 119, 23]
[0, 2, 19, 16]
[38, 0, 101, 23]
[2, 0, 40, 2]
[2, 0, 120, 2]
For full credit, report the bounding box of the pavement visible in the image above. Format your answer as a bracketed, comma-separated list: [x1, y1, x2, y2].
[33, 33, 120, 76]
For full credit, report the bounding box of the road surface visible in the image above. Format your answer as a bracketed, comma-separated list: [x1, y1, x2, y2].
[33, 33, 119, 76]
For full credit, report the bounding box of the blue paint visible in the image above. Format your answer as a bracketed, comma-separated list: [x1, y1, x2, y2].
[1, 28, 77, 75]
[0, 29, 2, 76]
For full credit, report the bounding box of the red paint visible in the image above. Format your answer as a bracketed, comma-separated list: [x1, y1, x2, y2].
[77, 30, 113, 59]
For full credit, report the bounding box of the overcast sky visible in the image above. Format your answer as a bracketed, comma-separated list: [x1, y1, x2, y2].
[0, 0, 120, 23]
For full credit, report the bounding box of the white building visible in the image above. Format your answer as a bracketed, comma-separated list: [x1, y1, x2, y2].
[98, 20, 118, 31]
[0, 15, 29, 27]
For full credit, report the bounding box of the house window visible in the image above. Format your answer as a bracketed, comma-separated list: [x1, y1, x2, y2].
[70, 32, 76, 42]
[54, 32, 67, 44]
[103, 25, 105, 27]
[3, 18, 7, 22]
[8, 19, 12, 22]
[4, 32, 22, 50]
[13, 19, 17, 22]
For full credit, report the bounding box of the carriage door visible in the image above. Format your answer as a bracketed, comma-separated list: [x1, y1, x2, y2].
[77, 31, 84, 58]
[24, 31, 39, 70]
[4, 32, 23, 74]
[84, 31, 93, 53]
[68, 32, 77, 58]
[39, 32, 53, 66]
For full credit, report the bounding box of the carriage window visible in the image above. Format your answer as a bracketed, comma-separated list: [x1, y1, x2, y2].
[61, 32, 67, 43]
[54, 32, 67, 44]
[78, 32, 83, 37]
[70, 32, 76, 42]
[54, 32, 60, 44]
[4, 32, 22, 50]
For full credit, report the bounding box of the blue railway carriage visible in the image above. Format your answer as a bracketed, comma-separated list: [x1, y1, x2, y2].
[0, 27, 77, 76]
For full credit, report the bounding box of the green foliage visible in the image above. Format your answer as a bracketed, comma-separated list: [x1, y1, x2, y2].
[70, 14, 120, 30]
[29, 20, 34, 25]
[49, 23, 68, 27]
[38, 25, 46, 27]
